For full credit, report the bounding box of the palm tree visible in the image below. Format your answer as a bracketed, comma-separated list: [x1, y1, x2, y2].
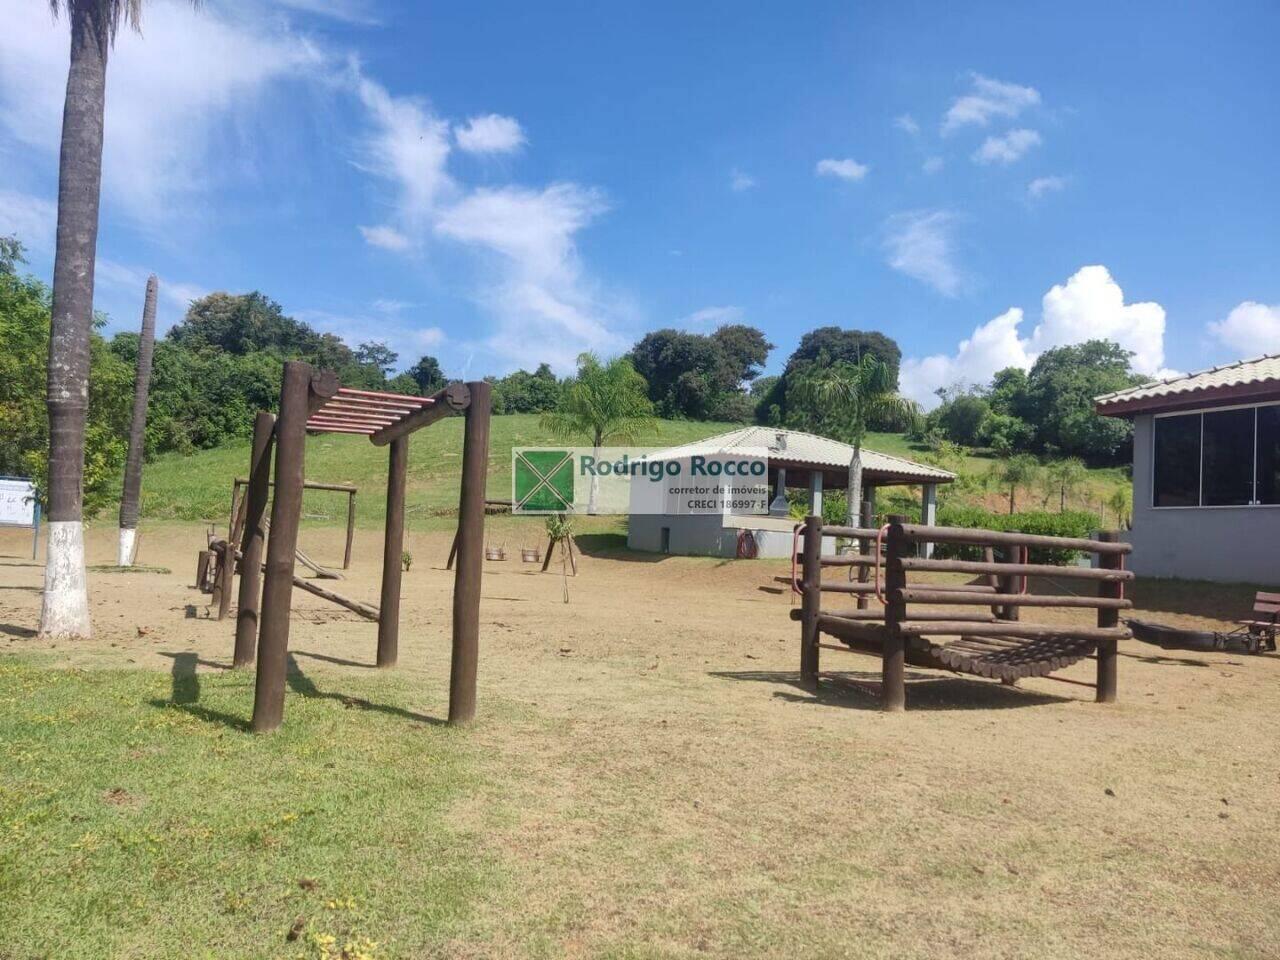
[1045, 457, 1087, 512]
[40, 2, 197, 638]
[1108, 484, 1132, 530]
[794, 355, 918, 514]
[994, 454, 1039, 514]
[117, 274, 157, 566]
[541, 354, 656, 513]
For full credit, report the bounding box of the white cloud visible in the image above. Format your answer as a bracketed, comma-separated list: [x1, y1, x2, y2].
[1027, 175, 1067, 199]
[92, 258, 207, 332]
[883, 210, 965, 297]
[0, 3, 322, 225]
[1208, 301, 1280, 356]
[275, 0, 380, 24]
[815, 158, 869, 182]
[359, 224, 412, 251]
[894, 114, 920, 135]
[973, 128, 1041, 165]
[454, 114, 525, 154]
[901, 265, 1169, 406]
[730, 169, 756, 192]
[678, 305, 744, 331]
[0, 189, 56, 251]
[922, 156, 945, 175]
[416, 326, 447, 349]
[942, 73, 1040, 134]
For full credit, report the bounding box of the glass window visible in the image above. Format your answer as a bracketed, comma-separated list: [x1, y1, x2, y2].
[1153, 413, 1201, 507]
[1202, 408, 1256, 506]
[1258, 405, 1280, 505]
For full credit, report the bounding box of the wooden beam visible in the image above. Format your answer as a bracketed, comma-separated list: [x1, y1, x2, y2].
[371, 383, 469, 446]
[899, 557, 1135, 582]
[377, 436, 407, 668]
[337, 386, 429, 404]
[306, 369, 340, 417]
[233, 412, 275, 667]
[896, 621, 1130, 639]
[799, 515, 822, 690]
[1096, 531, 1122, 703]
[449, 381, 491, 724]
[894, 588, 1133, 610]
[895, 523, 1132, 555]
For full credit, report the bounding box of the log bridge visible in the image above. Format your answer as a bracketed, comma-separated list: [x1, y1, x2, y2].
[790, 514, 1134, 711]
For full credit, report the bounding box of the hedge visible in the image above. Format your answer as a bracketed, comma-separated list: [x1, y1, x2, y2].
[931, 506, 1101, 565]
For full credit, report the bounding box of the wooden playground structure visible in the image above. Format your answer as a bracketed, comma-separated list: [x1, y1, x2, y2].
[790, 511, 1135, 710]
[197, 361, 492, 732]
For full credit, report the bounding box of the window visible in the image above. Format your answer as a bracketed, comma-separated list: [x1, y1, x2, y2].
[1153, 413, 1201, 506]
[1201, 408, 1255, 506]
[1259, 406, 1280, 505]
[1152, 402, 1280, 507]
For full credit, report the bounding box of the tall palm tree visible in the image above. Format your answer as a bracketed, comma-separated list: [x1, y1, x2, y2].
[541, 353, 656, 513]
[117, 273, 157, 566]
[40, 1, 197, 638]
[795, 355, 918, 514]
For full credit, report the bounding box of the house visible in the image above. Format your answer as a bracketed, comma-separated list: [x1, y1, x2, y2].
[1095, 354, 1280, 584]
[626, 426, 955, 558]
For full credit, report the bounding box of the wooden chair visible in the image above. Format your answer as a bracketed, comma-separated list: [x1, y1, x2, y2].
[1221, 592, 1280, 654]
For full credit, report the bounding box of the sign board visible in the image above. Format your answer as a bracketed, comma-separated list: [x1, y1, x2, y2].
[0, 478, 37, 527]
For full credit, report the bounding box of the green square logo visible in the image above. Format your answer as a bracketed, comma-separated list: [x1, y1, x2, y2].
[514, 450, 575, 513]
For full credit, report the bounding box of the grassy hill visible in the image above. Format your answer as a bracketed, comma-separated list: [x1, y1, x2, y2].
[132, 416, 1130, 534]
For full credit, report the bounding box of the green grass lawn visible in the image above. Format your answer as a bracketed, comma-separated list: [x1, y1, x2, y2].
[0, 656, 496, 960]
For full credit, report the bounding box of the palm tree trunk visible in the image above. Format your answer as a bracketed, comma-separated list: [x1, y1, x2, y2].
[587, 429, 602, 515]
[117, 274, 158, 565]
[848, 443, 863, 523]
[1009, 485, 1016, 514]
[40, 3, 110, 639]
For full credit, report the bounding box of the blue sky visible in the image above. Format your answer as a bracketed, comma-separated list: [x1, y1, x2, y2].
[2, 0, 1278, 405]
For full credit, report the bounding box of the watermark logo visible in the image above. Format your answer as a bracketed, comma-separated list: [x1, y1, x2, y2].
[512, 446, 770, 515]
[513, 449, 575, 512]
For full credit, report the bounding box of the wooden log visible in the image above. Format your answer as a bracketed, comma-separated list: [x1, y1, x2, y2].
[305, 369, 340, 417]
[807, 609, 995, 622]
[449, 381, 491, 724]
[234, 411, 275, 668]
[823, 581, 996, 595]
[893, 588, 1132, 610]
[195, 549, 211, 591]
[336, 386, 428, 404]
[252, 361, 312, 734]
[882, 516, 908, 712]
[897, 621, 1130, 639]
[898, 557, 1135, 582]
[237, 478, 358, 495]
[377, 436, 408, 668]
[343, 490, 356, 570]
[371, 382, 470, 447]
[895, 523, 1132, 554]
[819, 524, 880, 539]
[306, 423, 375, 435]
[291, 573, 379, 621]
[799, 515, 822, 690]
[1096, 531, 1121, 703]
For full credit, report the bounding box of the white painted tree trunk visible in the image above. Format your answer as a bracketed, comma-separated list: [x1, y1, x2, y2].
[117, 527, 137, 567]
[587, 439, 601, 514]
[40, 521, 91, 639]
[847, 446, 864, 522]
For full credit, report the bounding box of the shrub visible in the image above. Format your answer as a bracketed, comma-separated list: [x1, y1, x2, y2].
[932, 505, 1101, 565]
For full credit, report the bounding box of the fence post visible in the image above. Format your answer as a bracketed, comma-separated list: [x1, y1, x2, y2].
[800, 514, 822, 690]
[856, 500, 873, 611]
[233, 411, 275, 667]
[1096, 531, 1121, 703]
[449, 380, 492, 725]
[882, 514, 908, 712]
[377, 436, 408, 668]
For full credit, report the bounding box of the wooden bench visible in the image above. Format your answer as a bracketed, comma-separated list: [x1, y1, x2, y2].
[1230, 591, 1280, 653]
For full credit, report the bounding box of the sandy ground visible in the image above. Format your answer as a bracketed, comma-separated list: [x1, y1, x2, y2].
[2, 523, 1279, 959]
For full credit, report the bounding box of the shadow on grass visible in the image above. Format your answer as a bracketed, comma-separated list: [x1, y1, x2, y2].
[572, 533, 667, 563]
[711, 668, 1072, 711]
[284, 654, 447, 726]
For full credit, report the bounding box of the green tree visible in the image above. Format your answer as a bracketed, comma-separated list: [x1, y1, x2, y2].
[1044, 457, 1087, 512]
[1022, 341, 1145, 462]
[541, 354, 656, 513]
[760, 326, 902, 426]
[628, 325, 770, 420]
[792, 354, 918, 511]
[406, 355, 446, 395]
[492, 363, 562, 414]
[994, 454, 1040, 514]
[354, 341, 398, 379]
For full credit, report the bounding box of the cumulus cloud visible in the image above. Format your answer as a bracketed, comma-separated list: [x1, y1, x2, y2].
[0, 2, 322, 225]
[942, 74, 1040, 134]
[730, 169, 757, 192]
[894, 114, 920, 135]
[1027, 175, 1067, 199]
[678, 305, 744, 331]
[900, 265, 1169, 406]
[883, 210, 965, 297]
[1208, 301, 1280, 356]
[359, 225, 412, 251]
[815, 158, 869, 181]
[0, 189, 56, 251]
[454, 114, 526, 154]
[973, 128, 1041, 165]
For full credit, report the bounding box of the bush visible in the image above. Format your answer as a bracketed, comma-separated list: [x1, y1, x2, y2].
[932, 505, 1100, 565]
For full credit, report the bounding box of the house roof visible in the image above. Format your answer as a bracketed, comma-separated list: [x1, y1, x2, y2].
[653, 426, 955, 484]
[1095, 353, 1280, 416]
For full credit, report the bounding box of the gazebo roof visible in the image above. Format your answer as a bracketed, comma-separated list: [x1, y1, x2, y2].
[653, 426, 955, 485]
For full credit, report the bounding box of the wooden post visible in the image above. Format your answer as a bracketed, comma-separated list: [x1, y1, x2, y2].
[377, 436, 408, 668]
[233, 411, 275, 668]
[449, 380, 490, 725]
[1096, 531, 1121, 703]
[856, 500, 873, 610]
[343, 489, 356, 570]
[799, 514, 822, 690]
[252, 362, 313, 733]
[882, 515, 908, 712]
[195, 550, 210, 590]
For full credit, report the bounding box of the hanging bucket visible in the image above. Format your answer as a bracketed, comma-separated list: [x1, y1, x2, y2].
[521, 547, 542, 563]
[485, 546, 507, 561]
